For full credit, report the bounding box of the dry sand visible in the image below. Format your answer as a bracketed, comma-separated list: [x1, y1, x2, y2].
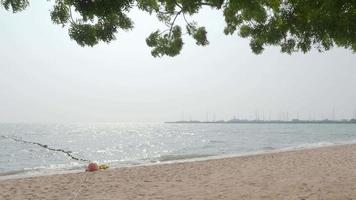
[2, 144, 356, 200]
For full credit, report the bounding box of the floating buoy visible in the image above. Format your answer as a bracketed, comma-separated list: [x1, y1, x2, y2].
[86, 163, 99, 172]
[99, 164, 109, 170]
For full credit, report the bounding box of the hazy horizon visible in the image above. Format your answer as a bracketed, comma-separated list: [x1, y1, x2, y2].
[1, 1, 356, 123]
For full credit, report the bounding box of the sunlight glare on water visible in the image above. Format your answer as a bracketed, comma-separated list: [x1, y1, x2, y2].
[1, 123, 356, 177]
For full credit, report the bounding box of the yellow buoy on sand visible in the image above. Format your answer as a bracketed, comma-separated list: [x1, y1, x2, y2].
[98, 164, 109, 170]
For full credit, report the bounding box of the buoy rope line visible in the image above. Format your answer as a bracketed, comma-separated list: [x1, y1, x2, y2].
[1, 135, 96, 200]
[1, 135, 89, 162]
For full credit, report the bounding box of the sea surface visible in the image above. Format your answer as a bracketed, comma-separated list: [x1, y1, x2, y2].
[1, 123, 356, 178]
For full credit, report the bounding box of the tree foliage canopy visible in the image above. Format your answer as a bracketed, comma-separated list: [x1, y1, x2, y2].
[2, 0, 355, 57]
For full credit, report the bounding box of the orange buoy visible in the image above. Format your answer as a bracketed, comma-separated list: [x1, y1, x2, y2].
[87, 163, 99, 172]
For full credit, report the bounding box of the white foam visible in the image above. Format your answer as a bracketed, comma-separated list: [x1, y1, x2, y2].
[121, 140, 356, 169]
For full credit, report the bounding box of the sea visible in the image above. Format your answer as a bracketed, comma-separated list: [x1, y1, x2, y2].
[1, 123, 356, 179]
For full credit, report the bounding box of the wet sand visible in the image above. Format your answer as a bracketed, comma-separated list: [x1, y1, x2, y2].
[2, 144, 356, 200]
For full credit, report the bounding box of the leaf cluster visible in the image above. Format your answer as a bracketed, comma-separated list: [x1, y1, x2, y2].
[2, 0, 355, 56]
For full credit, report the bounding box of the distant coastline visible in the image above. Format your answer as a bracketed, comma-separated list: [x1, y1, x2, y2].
[165, 119, 356, 124]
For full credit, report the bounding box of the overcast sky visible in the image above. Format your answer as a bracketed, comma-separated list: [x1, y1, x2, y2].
[1, 1, 356, 123]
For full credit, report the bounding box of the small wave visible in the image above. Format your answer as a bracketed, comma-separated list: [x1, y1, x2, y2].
[0, 169, 29, 177]
[245, 142, 338, 155]
[156, 153, 215, 162]
[209, 140, 226, 144]
[262, 146, 275, 150]
[0, 161, 88, 180]
[289, 141, 336, 150]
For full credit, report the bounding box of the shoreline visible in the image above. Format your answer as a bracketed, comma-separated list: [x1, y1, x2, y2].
[3, 143, 356, 199]
[1, 140, 355, 181]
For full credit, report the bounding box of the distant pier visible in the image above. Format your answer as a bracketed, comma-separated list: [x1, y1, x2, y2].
[165, 119, 356, 124]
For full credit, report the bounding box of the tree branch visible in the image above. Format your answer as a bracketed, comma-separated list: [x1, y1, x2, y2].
[168, 10, 182, 37]
[182, 12, 194, 28]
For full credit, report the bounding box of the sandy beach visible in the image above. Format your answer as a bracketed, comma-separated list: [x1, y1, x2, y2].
[2, 144, 356, 200]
